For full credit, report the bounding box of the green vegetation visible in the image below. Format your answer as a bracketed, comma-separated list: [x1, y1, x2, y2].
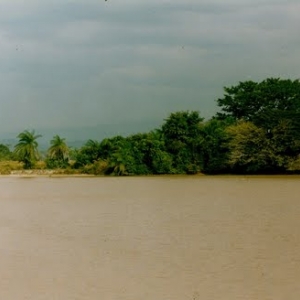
[13, 130, 42, 169]
[2, 77, 300, 175]
[0, 144, 13, 161]
[46, 135, 69, 168]
[0, 161, 23, 175]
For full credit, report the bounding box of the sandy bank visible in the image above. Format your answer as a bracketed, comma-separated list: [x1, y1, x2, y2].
[6, 170, 96, 177]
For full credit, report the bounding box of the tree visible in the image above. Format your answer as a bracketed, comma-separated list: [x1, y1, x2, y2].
[73, 139, 102, 168]
[217, 78, 300, 131]
[85, 139, 101, 154]
[14, 130, 41, 169]
[47, 135, 69, 168]
[125, 131, 174, 175]
[200, 118, 232, 174]
[217, 78, 300, 166]
[0, 144, 12, 161]
[161, 111, 204, 173]
[225, 121, 291, 173]
[105, 150, 130, 176]
[217, 78, 300, 126]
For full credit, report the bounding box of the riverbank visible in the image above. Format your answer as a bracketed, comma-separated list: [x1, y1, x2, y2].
[0, 161, 300, 177]
[6, 169, 95, 177]
[2, 170, 300, 178]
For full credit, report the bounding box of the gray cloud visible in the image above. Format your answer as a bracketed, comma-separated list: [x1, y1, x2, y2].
[0, 0, 299, 139]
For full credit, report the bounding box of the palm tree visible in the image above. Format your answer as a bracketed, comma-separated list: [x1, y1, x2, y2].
[84, 139, 101, 161]
[14, 130, 42, 169]
[106, 151, 127, 175]
[48, 135, 69, 162]
[85, 139, 101, 149]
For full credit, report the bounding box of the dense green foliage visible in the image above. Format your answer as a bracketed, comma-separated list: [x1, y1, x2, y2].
[217, 78, 300, 173]
[10, 77, 300, 175]
[46, 135, 69, 168]
[0, 144, 13, 161]
[162, 111, 204, 174]
[14, 130, 42, 169]
[200, 118, 233, 174]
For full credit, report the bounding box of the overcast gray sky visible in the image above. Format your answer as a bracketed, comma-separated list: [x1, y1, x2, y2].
[0, 0, 299, 137]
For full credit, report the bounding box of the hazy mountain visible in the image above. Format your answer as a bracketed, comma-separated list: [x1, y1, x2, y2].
[0, 120, 162, 150]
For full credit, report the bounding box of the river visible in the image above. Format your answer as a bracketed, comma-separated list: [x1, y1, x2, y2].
[0, 176, 299, 299]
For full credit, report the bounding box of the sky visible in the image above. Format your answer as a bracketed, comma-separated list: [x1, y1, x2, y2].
[0, 0, 299, 140]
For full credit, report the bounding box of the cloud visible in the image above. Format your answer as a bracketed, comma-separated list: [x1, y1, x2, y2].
[0, 0, 299, 137]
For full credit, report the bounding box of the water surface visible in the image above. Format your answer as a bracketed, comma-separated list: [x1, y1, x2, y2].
[0, 176, 300, 299]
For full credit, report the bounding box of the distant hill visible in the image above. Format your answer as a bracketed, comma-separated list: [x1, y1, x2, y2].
[0, 120, 162, 151]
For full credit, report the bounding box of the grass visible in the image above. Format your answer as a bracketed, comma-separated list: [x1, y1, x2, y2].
[0, 161, 24, 174]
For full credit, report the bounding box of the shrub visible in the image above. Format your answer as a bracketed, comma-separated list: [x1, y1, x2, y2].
[0, 161, 23, 174]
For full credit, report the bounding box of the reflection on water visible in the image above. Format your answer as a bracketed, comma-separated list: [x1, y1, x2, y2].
[0, 176, 300, 300]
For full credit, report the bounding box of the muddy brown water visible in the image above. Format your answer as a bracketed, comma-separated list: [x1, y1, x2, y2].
[0, 176, 300, 299]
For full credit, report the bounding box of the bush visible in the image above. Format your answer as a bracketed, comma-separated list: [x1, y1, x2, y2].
[82, 160, 108, 175]
[34, 160, 47, 169]
[0, 161, 23, 174]
[287, 156, 300, 172]
[45, 158, 69, 169]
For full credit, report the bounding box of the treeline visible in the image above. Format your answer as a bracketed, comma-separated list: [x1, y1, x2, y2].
[1, 77, 300, 175]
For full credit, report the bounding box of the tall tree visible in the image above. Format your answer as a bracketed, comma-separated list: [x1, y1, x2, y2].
[217, 78, 300, 163]
[217, 78, 300, 130]
[14, 130, 41, 169]
[161, 111, 204, 173]
[225, 121, 292, 173]
[47, 135, 69, 166]
[200, 118, 232, 174]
